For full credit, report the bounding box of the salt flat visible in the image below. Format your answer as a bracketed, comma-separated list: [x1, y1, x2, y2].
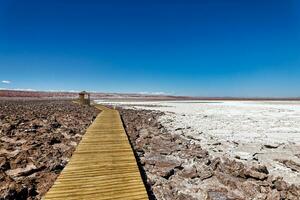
[97, 100, 300, 184]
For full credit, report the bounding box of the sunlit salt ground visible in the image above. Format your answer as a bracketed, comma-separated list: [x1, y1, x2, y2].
[96, 100, 300, 184]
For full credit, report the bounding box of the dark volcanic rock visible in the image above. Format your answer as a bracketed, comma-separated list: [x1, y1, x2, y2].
[0, 100, 99, 199]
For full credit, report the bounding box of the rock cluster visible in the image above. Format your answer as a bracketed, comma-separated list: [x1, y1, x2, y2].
[0, 100, 99, 200]
[119, 108, 300, 200]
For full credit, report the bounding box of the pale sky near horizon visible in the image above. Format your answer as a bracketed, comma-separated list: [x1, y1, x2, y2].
[0, 0, 300, 97]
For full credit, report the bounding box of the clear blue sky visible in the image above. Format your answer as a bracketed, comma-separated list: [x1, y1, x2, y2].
[0, 0, 300, 97]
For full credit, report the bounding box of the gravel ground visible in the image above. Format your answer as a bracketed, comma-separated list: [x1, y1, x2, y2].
[0, 100, 99, 200]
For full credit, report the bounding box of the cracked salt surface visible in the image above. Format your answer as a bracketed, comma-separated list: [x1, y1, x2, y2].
[97, 100, 300, 184]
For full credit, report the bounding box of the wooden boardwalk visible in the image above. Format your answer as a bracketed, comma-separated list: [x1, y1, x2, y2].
[44, 105, 148, 200]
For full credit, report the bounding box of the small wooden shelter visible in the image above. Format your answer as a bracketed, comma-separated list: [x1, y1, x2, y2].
[78, 91, 90, 105]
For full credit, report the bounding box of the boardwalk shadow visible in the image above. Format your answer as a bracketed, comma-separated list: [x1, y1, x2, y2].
[120, 117, 157, 200]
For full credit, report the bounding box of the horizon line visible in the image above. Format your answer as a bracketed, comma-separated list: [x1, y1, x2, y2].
[1, 88, 300, 100]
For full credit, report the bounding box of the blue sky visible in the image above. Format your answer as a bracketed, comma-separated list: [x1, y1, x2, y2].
[0, 0, 300, 97]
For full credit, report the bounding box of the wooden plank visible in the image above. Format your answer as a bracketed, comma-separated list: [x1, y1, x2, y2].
[43, 105, 148, 200]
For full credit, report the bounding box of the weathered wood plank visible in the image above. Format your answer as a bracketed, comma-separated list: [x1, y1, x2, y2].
[43, 105, 148, 200]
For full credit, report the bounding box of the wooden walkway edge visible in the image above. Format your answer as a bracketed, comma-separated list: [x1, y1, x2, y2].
[43, 105, 148, 200]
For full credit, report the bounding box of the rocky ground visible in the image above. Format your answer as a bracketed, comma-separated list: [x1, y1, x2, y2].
[119, 108, 300, 200]
[0, 100, 99, 200]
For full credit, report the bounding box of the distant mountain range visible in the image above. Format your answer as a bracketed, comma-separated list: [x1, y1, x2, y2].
[0, 89, 299, 101]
